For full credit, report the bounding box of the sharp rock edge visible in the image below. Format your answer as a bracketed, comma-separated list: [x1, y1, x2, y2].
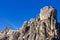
[0, 6, 60, 40]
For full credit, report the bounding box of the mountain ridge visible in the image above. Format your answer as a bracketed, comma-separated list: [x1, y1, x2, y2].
[0, 6, 60, 40]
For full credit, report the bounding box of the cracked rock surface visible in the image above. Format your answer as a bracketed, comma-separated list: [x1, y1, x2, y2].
[0, 6, 60, 40]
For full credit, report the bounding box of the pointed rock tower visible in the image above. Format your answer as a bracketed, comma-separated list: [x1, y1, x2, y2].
[39, 6, 57, 40]
[0, 6, 59, 40]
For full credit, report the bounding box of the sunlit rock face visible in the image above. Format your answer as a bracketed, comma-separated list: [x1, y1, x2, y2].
[40, 6, 56, 20]
[0, 6, 60, 40]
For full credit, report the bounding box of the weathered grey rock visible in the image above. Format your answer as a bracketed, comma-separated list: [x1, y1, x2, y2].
[0, 6, 60, 40]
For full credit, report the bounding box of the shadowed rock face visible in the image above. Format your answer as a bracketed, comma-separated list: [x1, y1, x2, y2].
[0, 6, 60, 40]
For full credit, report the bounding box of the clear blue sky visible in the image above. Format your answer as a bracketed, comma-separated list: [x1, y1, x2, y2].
[0, 0, 60, 30]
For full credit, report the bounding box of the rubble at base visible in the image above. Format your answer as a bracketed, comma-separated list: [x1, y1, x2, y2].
[0, 6, 60, 40]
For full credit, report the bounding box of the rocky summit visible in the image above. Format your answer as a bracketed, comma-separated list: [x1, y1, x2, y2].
[0, 6, 60, 40]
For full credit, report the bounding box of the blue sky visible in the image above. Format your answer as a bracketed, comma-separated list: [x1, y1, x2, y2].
[0, 0, 60, 30]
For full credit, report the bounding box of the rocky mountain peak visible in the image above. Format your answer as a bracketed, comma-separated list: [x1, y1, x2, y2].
[0, 6, 60, 40]
[40, 6, 56, 20]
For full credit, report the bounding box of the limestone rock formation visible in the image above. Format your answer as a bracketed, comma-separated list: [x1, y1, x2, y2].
[0, 6, 60, 40]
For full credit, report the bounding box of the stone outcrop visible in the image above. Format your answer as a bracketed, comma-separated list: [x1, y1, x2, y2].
[0, 6, 60, 40]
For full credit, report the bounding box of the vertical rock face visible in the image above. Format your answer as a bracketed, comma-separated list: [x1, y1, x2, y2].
[0, 6, 60, 40]
[39, 6, 57, 40]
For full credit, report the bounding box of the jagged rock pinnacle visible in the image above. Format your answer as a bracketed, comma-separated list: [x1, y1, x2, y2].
[40, 6, 56, 20]
[0, 6, 60, 40]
